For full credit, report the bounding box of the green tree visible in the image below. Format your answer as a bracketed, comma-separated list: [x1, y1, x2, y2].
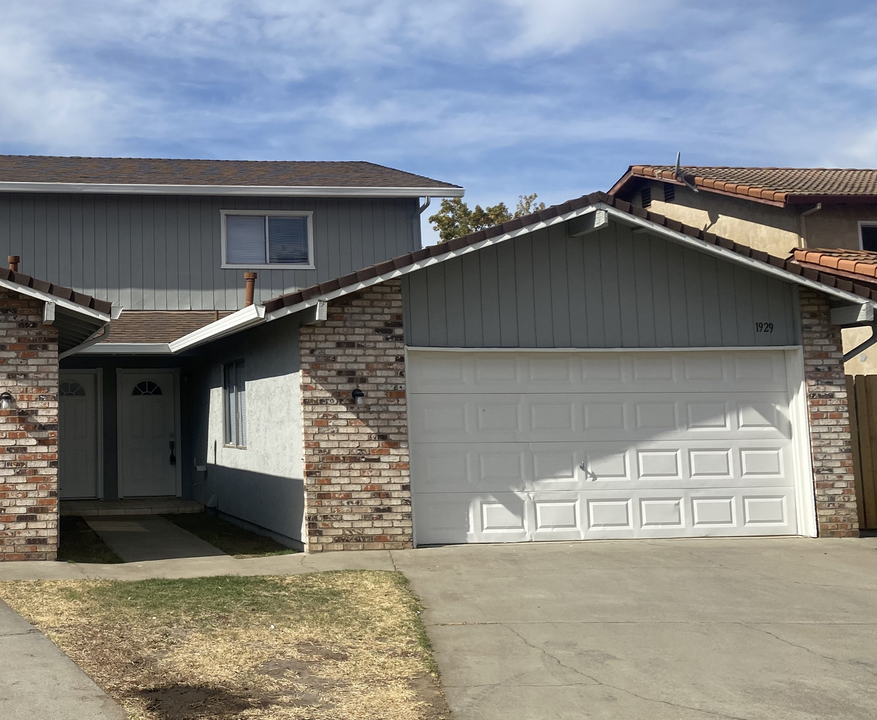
[429, 193, 546, 243]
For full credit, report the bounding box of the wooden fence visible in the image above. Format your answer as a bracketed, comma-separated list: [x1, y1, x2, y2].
[845, 375, 877, 530]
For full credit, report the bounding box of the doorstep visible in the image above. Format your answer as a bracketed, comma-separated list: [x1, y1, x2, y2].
[59, 498, 203, 517]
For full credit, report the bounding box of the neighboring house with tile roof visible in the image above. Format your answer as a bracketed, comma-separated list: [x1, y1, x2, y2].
[610, 166, 877, 373]
[4, 157, 876, 560]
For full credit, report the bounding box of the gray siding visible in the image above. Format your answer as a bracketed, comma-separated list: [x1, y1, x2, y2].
[403, 220, 799, 348]
[0, 193, 420, 310]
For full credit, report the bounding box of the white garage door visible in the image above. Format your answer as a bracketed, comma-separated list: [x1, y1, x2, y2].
[408, 350, 805, 545]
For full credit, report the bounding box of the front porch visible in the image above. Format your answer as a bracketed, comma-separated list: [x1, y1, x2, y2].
[60, 498, 203, 517]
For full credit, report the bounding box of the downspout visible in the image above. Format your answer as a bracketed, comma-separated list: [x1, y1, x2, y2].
[798, 203, 822, 248]
[418, 196, 431, 215]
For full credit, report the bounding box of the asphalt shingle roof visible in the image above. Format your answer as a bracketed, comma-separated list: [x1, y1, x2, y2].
[0, 155, 462, 191]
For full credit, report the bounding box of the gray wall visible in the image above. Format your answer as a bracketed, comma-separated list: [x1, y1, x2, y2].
[0, 193, 420, 311]
[185, 317, 305, 544]
[403, 219, 799, 348]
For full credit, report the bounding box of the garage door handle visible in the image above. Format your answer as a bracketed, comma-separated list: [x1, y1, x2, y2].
[579, 461, 597, 481]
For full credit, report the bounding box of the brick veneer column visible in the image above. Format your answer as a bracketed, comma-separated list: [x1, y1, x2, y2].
[800, 289, 859, 537]
[0, 292, 59, 560]
[300, 280, 412, 552]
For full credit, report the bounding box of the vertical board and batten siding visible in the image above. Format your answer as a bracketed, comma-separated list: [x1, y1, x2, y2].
[403, 220, 799, 348]
[0, 193, 420, 310]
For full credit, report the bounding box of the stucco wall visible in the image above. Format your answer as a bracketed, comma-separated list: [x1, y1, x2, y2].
[636, 181, 802, 257]
[187, 316, 305, 545]
[805, 206, 877, 249]
[633, 181, 877, 255]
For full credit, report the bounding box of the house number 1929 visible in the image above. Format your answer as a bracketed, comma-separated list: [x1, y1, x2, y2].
[755, 322, 774, 333]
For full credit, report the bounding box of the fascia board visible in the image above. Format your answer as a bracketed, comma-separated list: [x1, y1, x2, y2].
[0, 181, 465, 198]
[168, 304, 266, 353]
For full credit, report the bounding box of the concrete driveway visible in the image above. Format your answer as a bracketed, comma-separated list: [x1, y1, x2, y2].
[393, 537, 877, 720]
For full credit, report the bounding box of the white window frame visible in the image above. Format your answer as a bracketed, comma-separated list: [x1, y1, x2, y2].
[221, 209, 315, 269]
[223, 359, 247, 449]
[857, 221, 877, 251]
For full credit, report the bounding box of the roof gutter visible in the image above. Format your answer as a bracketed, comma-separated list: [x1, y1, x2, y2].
[0, 181, 465, 199]
[169, 303, 265, 353]
[76, 342, 172, 355]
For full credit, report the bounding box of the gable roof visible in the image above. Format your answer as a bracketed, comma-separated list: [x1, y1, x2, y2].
[0, 155, 464, 198]
[0, 267, 113, 353]
[171, 191, 877, 352]
[261, 191, 877, 315]
[610, 166, 877, 206]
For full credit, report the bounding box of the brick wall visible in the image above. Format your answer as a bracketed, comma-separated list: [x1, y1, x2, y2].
[300, 280, 412, 552]
[800, 289, 859, 537]
[0, 292, 59, 560]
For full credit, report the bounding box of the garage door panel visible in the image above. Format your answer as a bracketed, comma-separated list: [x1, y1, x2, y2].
[408, 350, 802, 545]
[408, 351, 788, 394]
[411, 393, 791, 444]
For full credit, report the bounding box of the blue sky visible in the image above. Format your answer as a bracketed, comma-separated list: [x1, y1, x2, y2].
[2, 1, 876, 243]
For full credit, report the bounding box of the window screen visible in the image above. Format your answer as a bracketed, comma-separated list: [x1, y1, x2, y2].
[225, 213, 311, 266]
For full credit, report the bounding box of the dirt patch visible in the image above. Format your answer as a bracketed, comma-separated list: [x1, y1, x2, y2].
[0, 572, 451, 720]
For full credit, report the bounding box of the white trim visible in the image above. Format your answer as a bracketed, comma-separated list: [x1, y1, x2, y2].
[785, 348, 818, 537]
[78, 342, 172, 355]
[405, 345, 803, 353]
[0, 277, 110, 322]
[169, 304, 265, 353]
[220, 209, 316, 270]
[116, 369, 181, 498]
[857, 220, 877, 251]
[0, 181, 465, 198]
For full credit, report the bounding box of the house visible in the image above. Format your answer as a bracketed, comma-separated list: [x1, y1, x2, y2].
[609, 165, 877, 373]
[0, 157, 869, 558]
[0, 154, 462, 558]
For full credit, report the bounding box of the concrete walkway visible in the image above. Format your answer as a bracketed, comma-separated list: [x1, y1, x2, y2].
[85, 515, 227, 562]
[0, 599, 126, 720]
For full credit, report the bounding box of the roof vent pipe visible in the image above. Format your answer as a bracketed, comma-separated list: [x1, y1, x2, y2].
[244, 272, 257, 307]
[7, 256, 19, 273]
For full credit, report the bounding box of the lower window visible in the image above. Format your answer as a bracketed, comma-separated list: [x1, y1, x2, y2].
[224, 360, 247, 448]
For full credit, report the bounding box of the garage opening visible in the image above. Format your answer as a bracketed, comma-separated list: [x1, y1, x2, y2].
[408, 349, 813, 545]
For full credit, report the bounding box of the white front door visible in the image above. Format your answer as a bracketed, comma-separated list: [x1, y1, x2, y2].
[59, 371, 100, 499]
[118, 370, 178, 497]
[409, 350, 805, 545]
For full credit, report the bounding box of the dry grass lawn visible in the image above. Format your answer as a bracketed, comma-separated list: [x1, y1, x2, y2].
[0, 571, 449, 720]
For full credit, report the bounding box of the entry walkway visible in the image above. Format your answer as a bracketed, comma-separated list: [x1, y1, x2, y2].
[85, 515, 226, 562]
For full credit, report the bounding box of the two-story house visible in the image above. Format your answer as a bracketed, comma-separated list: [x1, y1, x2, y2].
[609, 166, 877, 374]
[1, 155, 873, 560]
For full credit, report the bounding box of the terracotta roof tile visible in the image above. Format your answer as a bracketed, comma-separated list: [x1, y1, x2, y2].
[101, 311, 232, 344]
[0, 155, 461, 191]
[610, 166, 877, 205]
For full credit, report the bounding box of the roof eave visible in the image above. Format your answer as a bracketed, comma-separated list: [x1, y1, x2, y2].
[0, 181, 465, 198]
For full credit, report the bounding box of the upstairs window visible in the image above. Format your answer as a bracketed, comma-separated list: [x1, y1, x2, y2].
[223, 360, 247, 448]
[221, 210, 314, 269]
[860, 223, 877, 252]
